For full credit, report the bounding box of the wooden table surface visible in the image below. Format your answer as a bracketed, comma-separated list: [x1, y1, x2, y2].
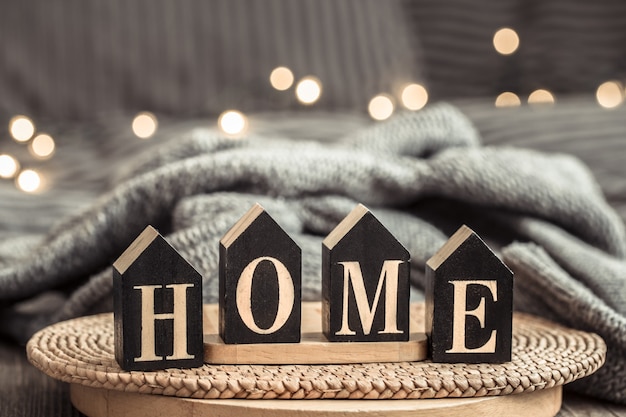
[3, 339, 625, 417]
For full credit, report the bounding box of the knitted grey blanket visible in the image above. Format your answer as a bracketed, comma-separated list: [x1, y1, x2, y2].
[0, 104, 624, 403]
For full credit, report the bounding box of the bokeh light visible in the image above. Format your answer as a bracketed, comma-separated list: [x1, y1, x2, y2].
[132, 112, 158, 139]
[295, 76, 322, 105]
[368, 94, 395, 121]
[16, 169, 42, 193]
[270, 66, 294, 91]
[495, 92, 521, 107]
[400, 84, 428, 111]
[0, 154, 19, 179]
[528, 89, 555, 105]
[596, 81, 624, 109]
[493, 28, 519, 55]
[29, 133, 56, 159]
[218, 110, 248, 136]
[9, 115, 35, 142]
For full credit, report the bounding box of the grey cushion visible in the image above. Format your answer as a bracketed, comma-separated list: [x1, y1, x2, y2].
[0, 0, 424, 120]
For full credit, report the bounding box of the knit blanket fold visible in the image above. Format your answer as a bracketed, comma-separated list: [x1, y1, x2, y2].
[1, 103, 624, 403]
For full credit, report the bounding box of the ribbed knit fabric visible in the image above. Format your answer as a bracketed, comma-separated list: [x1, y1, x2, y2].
[0, 0, 422, 120]
[404, 0, 626, 99]
[519, 0, 626, 93]
[0, 102, 625, 403]
[4, 1, 625, 121]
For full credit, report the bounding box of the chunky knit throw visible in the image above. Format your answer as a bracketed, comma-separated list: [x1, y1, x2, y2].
[0, 104, 624, 403]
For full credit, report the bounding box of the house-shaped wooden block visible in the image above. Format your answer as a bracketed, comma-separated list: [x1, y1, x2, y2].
[425, 225, 513, 363]
[219, 204, 301, 344]
[113, 225, 203, 371]
[322, 204, 410, 342]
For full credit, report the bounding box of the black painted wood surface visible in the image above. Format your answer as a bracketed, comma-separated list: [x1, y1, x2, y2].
[425, 225, 513, 363]
[219, 204, 301, 344]
[322, 204, 410, 342]
[113, 226, 203, 371]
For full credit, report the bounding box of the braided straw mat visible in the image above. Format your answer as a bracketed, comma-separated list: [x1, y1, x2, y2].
[27, 303, 606, 400]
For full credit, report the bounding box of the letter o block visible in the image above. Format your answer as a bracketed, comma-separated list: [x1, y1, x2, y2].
[219, 204, 301, 344]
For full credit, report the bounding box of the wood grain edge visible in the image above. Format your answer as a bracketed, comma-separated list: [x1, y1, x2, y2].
[203, 302, 427, 365]
[70, 384, 562, 417]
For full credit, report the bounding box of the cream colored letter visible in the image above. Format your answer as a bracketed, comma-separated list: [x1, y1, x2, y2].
[336, 260, 404, 336]
[134, 283, 195, 362]
[446, 280, 497, 353]
[236, 256, 294, 334]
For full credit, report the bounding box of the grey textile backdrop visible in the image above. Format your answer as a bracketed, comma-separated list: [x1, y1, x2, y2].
[1, 0, 626, 121]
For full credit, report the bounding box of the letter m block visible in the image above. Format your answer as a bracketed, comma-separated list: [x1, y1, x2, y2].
[322, 204, 410, 342]
[113, 226, 203, 371]
[425, 225, 513, 363]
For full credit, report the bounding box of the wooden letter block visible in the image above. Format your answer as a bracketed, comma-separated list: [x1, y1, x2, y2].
[425, 225, 513, 363]
[219, 204, 301, 344]
[113, 226, 203, 371]
[322, 204, 410, 342]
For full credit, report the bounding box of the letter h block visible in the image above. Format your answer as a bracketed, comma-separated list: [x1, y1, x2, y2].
[425, 225, 513, 363]
[323, 204, 410, 342]
[113, 226, 203, 371]
[219, 204, 301, 344]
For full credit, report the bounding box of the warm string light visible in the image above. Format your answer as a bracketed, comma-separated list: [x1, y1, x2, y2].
[218, 110, 248, 136]
[270, 67, 294, 91]
[16, 169, 42, 193]
[295, 76, 322, 105]
[495, 92, 521, 108]
[29, 133, 56, 159]
[9, 115, 35, 142]
[132, 112, 158, 139]
[4, 51, 620, 195]
[0, 154, 20, 179]
[4, 115, 55, 192]
[270, 67, 428, 116]
[401, 84, 428, 111]
[368, 94, 395, 121]
[528, 89, 555, 105]
[493, 28, 519, 55]
[596, 81, 624, 109]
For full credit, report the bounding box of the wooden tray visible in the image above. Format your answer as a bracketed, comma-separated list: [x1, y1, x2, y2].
[27, 302, 606, 403]
[203, 302, 428, 364]
[70, 384, 563, 417]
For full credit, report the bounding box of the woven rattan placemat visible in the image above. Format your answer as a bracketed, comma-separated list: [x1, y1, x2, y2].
[27, 303, 606, 400]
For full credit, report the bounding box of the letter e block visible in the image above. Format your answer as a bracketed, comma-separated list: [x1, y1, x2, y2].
[425, 225, 513, 363]
[219, 204, 301, 344]
[113, 226, 203, 371]
[322, 204, 410, 342]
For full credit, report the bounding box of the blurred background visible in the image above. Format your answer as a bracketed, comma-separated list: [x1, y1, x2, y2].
[1, 2, 626, 416]
[1, 0, 625, 195]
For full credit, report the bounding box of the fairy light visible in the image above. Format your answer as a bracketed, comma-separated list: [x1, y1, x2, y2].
[132, 112, 158, 139]
[495, 92, 521, 108]
[29, 133, 56, 159]
[596, 81, 624, 109]
[0, 154, 19, 179]
[368, 94, 395, 121]
[295, 76, 322, 105]
[528, 89, 555, 105]
[493, 28, 519, 55]
[270, 66, 294, 91]
[16, 169, 42, 193]
[9, 115, 35, 142]
[218, 110, 248, 136]
[400, 83, 429, 111]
